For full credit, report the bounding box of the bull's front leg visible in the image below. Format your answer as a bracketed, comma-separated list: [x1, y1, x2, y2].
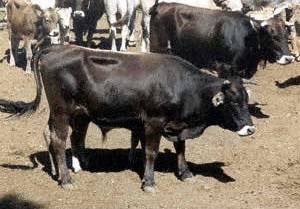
[142, 123, 161, 193]
[173, 141, 193, 181]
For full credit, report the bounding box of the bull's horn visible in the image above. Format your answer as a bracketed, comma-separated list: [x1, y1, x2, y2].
[242, 78, 258, 85]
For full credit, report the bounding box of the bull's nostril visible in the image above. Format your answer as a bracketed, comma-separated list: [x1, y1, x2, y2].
[247, 127, 255, 135]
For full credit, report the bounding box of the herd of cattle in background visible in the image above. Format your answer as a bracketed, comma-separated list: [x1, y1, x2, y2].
[0, 0, 300, 193]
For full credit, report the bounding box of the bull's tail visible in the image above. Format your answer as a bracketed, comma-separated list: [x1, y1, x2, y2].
[0, 49, 43, 118]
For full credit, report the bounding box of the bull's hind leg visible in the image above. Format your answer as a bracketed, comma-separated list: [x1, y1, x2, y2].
[173, 141, 193, 181]
[49, 113, 72, 189]
[70, 115, 90, 173]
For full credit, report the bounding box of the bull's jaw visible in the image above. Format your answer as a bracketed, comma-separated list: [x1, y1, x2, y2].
[237, 125, 255, 136]
[276, 55, 295, 65]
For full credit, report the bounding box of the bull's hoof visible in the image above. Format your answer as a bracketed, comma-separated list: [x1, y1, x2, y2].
[61, 183, 74, 190]
[120, 48, 127, 52]
[179, 170, 194, 181]
[142, 185, 156, 193]
[296, 56, 300, 62]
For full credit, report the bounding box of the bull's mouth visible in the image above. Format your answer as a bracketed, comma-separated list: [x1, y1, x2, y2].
[276, 55, 295, 65]
[237, 125, 255, 136]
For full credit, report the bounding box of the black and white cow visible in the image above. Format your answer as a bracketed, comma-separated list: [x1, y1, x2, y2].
[0, 45, 255, 192]
[150, 2, 294, 79]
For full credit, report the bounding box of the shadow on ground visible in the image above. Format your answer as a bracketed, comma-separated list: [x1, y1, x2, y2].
[0, 148, 235, 184]
[0, 193, 44, 209]
[275, 75, 300, 88]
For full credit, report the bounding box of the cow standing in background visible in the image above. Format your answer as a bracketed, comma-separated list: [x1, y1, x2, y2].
[284, 2, 300, 61]
[72, 0, 105, 47]
[150, 3, 294, 79]
[6, 0, 62, 73]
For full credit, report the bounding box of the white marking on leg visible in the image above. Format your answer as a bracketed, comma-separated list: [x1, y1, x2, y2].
[72, 155, 82, 173]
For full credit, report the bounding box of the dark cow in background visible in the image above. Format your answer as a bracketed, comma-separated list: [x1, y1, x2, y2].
[0, 45, 254, 192]
[150, 2, 294, 79]
[6, 0, 62, 73]
[71, 0, 105, 47]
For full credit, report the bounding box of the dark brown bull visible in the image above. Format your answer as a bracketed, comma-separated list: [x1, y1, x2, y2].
[0, 45, 254, 192]
[150, 3, 294, 79]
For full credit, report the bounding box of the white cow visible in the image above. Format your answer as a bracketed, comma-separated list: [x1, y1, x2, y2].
[104, 0, 140, 51]
[29, 0, 72, 44]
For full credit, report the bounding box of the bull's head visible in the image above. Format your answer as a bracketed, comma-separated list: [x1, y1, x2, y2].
[260, 16, 295, 65]
[212, 79, 255, 136]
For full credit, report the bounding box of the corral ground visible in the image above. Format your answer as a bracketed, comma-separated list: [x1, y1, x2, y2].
[1, 14, 300, 209]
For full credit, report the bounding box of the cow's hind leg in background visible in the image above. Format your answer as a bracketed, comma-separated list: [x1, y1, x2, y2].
[23, 37, 33, 73]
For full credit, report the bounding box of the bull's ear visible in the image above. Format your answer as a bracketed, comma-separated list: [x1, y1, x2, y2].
[212, 92, 225, 107]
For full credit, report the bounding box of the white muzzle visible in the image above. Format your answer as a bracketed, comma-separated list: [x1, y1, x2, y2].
[237, 125, 255, 136]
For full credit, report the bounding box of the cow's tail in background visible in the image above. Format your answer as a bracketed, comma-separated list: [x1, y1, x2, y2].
[149, 0, 160, 16]
[0, 50, 44, 118]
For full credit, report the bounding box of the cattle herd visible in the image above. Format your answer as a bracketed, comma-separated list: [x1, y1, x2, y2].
[0, 0, 299, 194]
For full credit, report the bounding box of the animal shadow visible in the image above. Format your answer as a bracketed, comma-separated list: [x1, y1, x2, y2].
[248, 102, 270, 118]
[0, 194, 44, 209]
[0, 148, 235, 184]
[34, 148, 234, 183]
[275, 76, 300, 88]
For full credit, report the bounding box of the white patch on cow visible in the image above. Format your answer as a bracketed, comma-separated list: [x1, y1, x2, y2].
[72, 156, 82, 173]
[273, 3, 289, 16]
[260, 20, 269, 27]
[212, 92, 224, 107]
[56, 7, 72, 29]
[49, 27, 60, 44]
[73, 10, 85, 18]
[31, 0, 55, 9]
[246, 87, 252, 99]
[237, 125, 255, 136]
[277, 55, 295, 65]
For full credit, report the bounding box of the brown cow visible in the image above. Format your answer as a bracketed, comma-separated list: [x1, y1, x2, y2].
[6, 0, 61, 73]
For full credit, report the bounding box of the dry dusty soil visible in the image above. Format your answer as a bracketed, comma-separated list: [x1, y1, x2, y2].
[1, 15, 300, 209]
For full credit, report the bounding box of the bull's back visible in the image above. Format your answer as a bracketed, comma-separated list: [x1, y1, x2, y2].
[39, 45, 201, 120]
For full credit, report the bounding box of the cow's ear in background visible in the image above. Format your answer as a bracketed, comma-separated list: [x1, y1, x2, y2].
[212, 92, 225, 107]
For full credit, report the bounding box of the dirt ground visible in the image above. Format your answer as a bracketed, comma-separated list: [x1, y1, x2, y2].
[1, 15, 300, 209]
